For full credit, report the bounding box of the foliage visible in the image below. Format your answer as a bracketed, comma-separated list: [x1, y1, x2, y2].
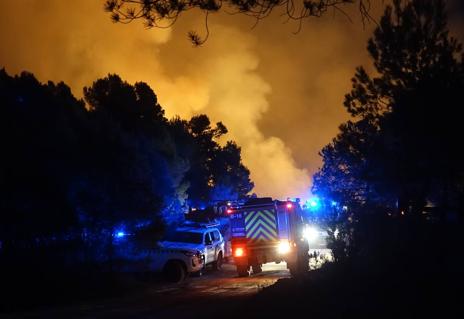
[313, 0, 464, 260]
[104, 0, 375, 45]
[314, 0, 464, 217]
[0, 70, 253, 268]
[168, 115, 253, 208]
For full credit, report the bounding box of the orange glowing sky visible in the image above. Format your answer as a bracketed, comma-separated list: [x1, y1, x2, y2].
[1, 0, 462, 200]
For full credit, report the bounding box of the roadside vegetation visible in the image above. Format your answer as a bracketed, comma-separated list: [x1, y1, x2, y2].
[246, 1, 464, 317]
[1, 0, 463, 316]
[314, 0, 464, 269]
[0, 71, 253, 311]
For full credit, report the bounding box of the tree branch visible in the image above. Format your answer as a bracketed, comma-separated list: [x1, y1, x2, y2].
[105, 0, 375, 44]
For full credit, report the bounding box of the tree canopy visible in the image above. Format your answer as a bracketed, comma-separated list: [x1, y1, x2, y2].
[0, 70, 253, 264]
[313, 0, 464, 218]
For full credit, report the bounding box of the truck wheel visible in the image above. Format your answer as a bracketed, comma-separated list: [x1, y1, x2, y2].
[288, 254, 309, 277]
[163, 261, 187, 283]
[252, 264, 262, 274]
[237, 265, 250, 277]
[212, 252, 223, 271]
[298, 245, 310, 273]
[300, 252, 310, 273]
[287, 262, 301, 277]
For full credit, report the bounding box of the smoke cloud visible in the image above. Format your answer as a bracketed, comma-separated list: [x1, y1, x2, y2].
[0, 0, 314, 199]
[3, 1, 460, 200]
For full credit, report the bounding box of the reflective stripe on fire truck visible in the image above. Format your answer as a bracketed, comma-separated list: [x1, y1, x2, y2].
[244, 210, 278, 242]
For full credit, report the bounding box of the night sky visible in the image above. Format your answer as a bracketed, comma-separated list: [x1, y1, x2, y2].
[0, 0, 462, 199]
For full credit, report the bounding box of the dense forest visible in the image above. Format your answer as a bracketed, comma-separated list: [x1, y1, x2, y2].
[313, 0, 464, 222]
[0, 71, 253, 267]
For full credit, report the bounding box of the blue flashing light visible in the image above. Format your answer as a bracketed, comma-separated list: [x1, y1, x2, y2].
[306, 197, 321, 211]
[115, 231, 126, 238]
[331, 200, 337, 207]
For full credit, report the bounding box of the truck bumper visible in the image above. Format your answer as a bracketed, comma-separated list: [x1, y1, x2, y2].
[187, 255, 204, 273]
[233, 256, 249, 266]
[233, 247, 302, 266]
[233, 249, 289, 265]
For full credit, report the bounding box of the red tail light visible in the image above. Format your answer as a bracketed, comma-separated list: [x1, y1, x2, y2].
[227, 209, 233, 214]
[286, 203, 293, 209]
[234, 247, 245, 257]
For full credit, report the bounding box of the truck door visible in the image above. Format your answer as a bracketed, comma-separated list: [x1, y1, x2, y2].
[204, 232, 215, 263]
[211, 230, 223, 255]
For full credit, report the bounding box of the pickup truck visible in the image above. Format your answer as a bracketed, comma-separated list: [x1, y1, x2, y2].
[159, 225, 226, 271]
[113, 235, 204, 283]
[113, 221, 227, 282]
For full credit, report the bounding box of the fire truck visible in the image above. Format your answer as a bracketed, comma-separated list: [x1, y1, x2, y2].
[227, 197, 309, 277]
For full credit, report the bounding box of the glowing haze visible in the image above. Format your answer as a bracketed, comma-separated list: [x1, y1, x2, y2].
[0, 0, 390, 200]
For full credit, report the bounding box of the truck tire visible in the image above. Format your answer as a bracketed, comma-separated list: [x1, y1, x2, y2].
[163, 260, 187, 283]
[252, 264, 262, 274]
[288, 251, 309, 277]
[289, 261, 306, 277]
[237, 265, 250, 277]
[300, 251, 310, 273]
[212, 252, 223, 271]
[298, 244, 310, 273]
[287, 262, 299, 277]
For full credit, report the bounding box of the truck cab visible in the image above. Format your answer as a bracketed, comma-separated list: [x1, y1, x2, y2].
[228, 197, 309, 277]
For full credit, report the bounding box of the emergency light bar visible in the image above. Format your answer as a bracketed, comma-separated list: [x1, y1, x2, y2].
[181, 220, 220, 228]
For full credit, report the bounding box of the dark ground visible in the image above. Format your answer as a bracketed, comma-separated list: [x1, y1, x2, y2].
[2, 217, 463, 318]
[0, 262, 290, 318]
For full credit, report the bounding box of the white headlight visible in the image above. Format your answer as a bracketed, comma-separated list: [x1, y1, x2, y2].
[277, 240, 291, 254]
[303, 226, 319, 242]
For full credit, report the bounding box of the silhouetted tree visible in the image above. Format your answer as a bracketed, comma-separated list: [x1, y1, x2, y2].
[210, 141, 254, 201]
[166, 115, 253, 207]
[314, 0, 464, 219]
[82, 74, 188, 227]
[185, 114, 228, 206]
[313, 119, 382, 209]
[0, 70, 87, 243]
[84, 74, 166, 133]
[104, 0, 375, 45]
[0, 70, 254, 267]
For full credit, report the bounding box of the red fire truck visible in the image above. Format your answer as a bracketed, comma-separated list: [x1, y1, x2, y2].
[227, 197, 309, 277]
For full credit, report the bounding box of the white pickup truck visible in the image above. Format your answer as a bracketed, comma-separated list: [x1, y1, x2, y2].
[159, 224, 226, 272]
[114, 222, 227, 282]
[113, 235, 204, 283]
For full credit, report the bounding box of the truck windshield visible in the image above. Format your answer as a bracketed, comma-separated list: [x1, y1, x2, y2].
[165, 232, 203, 244]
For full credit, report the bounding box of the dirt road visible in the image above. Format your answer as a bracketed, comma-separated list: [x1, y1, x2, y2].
[3, 262, 290, 319]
